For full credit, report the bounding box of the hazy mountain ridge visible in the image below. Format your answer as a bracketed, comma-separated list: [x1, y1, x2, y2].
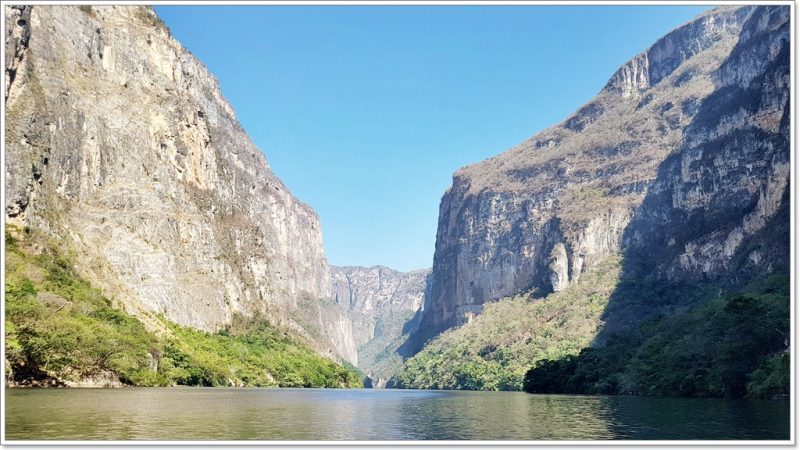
[331, 265, 428, 386]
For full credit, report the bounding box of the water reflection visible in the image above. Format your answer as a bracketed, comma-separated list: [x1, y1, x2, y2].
[604, 395, 790, 440]
[4, 388, 789, 441]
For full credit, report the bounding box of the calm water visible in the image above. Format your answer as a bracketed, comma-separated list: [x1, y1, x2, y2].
[4, 388, 790, 441]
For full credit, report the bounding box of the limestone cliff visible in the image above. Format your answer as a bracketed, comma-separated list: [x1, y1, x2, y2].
[331, 265, 428, 386]
[4, 5, 351, 361]
[403, 5, 790, 354]
[624, 5, 790, 283]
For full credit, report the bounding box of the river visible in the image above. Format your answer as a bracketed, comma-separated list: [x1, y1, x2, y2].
[4, 388, 790, 441]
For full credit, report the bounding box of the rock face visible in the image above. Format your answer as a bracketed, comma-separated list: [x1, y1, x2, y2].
[331, 265, 428, 386]
[403, 6, 790, 354]
[4, 6, 350, 360]
[624, 5, 790, 283]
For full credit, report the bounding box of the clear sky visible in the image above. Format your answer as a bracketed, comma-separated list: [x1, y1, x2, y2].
[154, 5, 710, 272]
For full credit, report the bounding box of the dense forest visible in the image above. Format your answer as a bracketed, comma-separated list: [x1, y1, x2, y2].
[523, 273, 789, 399]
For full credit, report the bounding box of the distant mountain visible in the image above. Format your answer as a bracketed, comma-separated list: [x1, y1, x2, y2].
[331, 265, 428, 387]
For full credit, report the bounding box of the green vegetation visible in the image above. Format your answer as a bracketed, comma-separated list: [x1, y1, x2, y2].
[390, 257, 622, 390]
[159, 315, 361, 387]
[747, 353, 790, 399]
[5, 226, 362, 388]
[523, 273, 789, 399]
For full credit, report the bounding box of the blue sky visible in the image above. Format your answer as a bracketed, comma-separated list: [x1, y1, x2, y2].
[155, 5, 710, 272]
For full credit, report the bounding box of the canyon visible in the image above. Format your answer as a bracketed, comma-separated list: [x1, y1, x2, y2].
[331, 265, 428, 386]
[4, 4, 790, 394]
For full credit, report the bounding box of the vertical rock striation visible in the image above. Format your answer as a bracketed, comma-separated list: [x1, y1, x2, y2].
[404, 6, 789, 354]
[4, 6, 347, 359]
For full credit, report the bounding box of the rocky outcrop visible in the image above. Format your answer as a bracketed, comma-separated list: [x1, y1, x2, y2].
[4, 6, 345, 359]
[404, 6, 789, 354]
[624, 6, 790, 282]
[331, 265, 428, 386]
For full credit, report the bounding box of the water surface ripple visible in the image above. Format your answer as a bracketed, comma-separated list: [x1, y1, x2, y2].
[4, 388, 789, 440]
